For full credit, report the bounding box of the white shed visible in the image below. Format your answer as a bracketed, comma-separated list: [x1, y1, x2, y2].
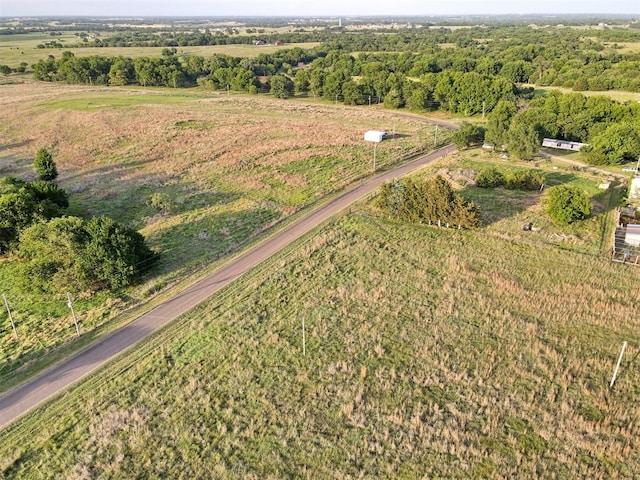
[625, 224, 640, 247]
[364, 130, 386, 143]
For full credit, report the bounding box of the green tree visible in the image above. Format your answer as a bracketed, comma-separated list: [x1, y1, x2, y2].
[17, 216, 89, 293]
[378, 176, 480, 228]
[17, 215, 157, 292]
[270, 74, 294, 99]
[485, 100, 516, 148]
[82, 216, 157, 290]
[341, 80, 362, 106]
[507, 117, 541, 160]
[582, 122, 640, 165]
[294, 69, 310, 94]
[544, 185, 593, 225]
[452, 122, 485, 149]
[0, 177, 69, 252]
[34, 148, 58, 181]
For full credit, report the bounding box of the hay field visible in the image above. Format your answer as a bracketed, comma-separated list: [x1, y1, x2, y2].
[1, 206, 638, 478]
[0, 81, 443, 386]
[0, 31, 317, 68]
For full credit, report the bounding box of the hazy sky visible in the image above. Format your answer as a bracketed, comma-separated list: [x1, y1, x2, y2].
[1, 0, 638, 17]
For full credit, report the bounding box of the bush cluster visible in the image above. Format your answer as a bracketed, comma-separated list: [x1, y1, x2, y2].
[544, 185, 593, 225]
[377, 175, 481, 229]
[476, 167, 543, 191]
[1, 149, 157, 293]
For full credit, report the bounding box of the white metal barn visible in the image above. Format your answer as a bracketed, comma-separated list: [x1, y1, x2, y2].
[625, 224, 640, 247]
[364, 130, 386, 143]
[541, 138, 588, 152]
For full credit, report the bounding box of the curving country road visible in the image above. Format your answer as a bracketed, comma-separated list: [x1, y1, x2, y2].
[0, 143, 456, 430]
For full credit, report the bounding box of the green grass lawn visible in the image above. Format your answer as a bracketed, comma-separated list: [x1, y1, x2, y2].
[1, 202, 638, 478]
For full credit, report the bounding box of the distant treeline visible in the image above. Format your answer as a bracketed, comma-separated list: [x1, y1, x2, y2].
[29, 25, 640, 165]
[28, 26, 640, 93]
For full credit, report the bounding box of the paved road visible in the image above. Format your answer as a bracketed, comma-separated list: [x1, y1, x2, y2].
[0, 144, 456, 430]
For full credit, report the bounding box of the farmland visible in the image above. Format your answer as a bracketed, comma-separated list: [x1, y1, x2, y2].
[1, 15, 640, 478]
[0, 80, 445, 391]
[1, 157, 639, 476]
[0, 31, 318, 68]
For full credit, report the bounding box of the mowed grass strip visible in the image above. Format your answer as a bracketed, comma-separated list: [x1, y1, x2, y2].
[0, 211, 638, 478]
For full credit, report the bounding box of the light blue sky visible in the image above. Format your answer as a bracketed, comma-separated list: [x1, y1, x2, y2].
[1, 0, 638, 17]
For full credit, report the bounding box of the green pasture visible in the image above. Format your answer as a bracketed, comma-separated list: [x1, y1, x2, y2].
[528, 84, 640, 103]
[1, 204, 638, 478]
[0, 91, 446, 392]
[0, 31, 318, 68]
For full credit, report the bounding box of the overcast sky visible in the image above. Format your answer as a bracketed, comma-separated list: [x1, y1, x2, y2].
[1, 0, 638, 17]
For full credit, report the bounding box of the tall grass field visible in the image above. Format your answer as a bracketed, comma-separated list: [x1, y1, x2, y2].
[1, 180, 638, 477]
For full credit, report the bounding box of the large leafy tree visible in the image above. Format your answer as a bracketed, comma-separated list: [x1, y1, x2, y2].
[507, 117, 541, 160]
[452, 122, 486, 149]
[581, 122, 640, 165]
[83, 216, 157, 290]
[269, 74, 294, 99]
[544, 185, 593, 225]
[17, 216, 157, 293]
[485, 100, 516, 148]
[0, 177, 67, 252]
[17, 216, 89, 293]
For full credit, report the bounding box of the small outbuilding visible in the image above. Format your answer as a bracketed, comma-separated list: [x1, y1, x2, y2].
[625, 224, 640, 247]
[364, 130, 386, 143]
[542, 138, 588, 152]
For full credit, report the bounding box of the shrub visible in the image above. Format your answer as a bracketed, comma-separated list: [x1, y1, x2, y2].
[544, 185, 593, 225]
[378, 176, 481, 229]
[34, 148, 58, 181]
[147, 192, 175, 213]
[504, 170, 544, 191]
[452, 122, 486, 149]
[476, 167, 505, 188]
[17, 215, 157, 293]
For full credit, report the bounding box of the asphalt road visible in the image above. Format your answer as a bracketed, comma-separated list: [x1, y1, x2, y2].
[0, 143, 456, 430]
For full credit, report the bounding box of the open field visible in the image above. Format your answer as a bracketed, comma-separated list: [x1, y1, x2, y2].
[0, 31, 318, 68]
[1, 182, 638, 477]
[0, 80, 446, 391]
[527, 84, 640, 103]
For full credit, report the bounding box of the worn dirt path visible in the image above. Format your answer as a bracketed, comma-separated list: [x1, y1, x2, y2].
[0, 144, 456, 430]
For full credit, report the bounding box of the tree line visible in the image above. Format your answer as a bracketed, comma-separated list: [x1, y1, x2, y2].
[28, 29, 640, 165]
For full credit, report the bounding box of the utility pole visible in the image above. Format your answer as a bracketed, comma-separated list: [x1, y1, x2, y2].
[373, 143, 377, 173]
[610, 341, 627, 388]
[3, 294, 17, 339]
[434, 124, 438, 147]
[482, 101, 486, 120]
[67, 292, 80, 338]
[302, 317, 306, 356]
